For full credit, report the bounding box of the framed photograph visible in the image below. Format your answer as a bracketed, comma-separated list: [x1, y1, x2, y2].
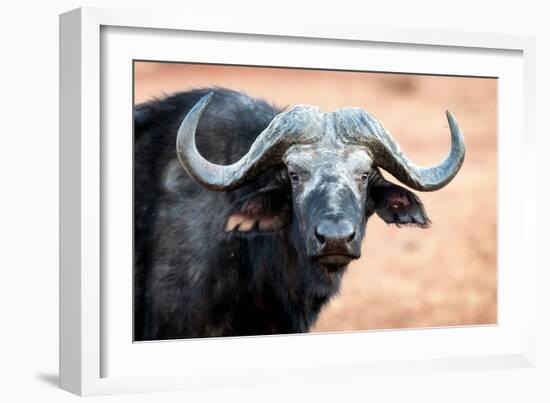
[59, 7, 537, 396]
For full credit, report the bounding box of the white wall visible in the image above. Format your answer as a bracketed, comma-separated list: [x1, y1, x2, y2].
[1, 0, 548, 402]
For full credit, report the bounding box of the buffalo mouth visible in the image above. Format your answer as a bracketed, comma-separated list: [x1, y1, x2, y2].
[315, 254, 356, 272]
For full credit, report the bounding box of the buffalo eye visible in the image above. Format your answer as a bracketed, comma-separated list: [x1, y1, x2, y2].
[288, 171, 300, 183]
[357, 170, 371, 183]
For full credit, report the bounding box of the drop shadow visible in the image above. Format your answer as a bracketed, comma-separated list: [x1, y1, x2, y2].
[35, 373, 59, 388]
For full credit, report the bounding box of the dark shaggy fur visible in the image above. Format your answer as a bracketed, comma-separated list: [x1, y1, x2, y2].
[134, 88, 428, 340]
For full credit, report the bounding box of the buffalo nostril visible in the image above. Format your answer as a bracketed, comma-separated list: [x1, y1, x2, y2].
[315, 227, 326, 243]
[315, 219, 356, 245]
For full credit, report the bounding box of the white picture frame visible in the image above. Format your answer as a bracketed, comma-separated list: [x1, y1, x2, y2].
[59, 6, 537, 396]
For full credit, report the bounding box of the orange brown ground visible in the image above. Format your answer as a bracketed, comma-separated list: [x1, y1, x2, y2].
[134, 62, 497, 332]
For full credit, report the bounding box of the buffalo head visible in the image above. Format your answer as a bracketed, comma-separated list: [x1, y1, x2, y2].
[176, 93, 465, 272]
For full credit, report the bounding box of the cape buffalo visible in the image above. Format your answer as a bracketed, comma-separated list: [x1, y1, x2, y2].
[134, 88, 465, 340]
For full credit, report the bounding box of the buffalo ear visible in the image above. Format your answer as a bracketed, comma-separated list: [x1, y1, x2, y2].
[371, 180, 430, 228]
[225, 188, 289, 233]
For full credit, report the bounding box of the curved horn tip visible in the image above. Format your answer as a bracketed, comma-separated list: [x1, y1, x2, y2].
[186, 92, 215, 117]
[196, 92, 215, 108]
[445, 110, 460, 128]
[176, 92, 215, 152]
[448, 109, 465, 137]
[369, 109, 465, 192]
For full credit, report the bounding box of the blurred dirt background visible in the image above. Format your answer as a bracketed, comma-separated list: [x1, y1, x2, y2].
[134, 61, 497, 332]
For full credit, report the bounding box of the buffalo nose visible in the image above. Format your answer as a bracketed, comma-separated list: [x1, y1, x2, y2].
[315, 219, 356, 245]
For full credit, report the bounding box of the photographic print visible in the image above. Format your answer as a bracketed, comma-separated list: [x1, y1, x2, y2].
[133, 62, 496, 341]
